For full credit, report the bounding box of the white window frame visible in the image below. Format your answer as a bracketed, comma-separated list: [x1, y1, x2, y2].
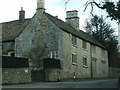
[50, 51, 57, 59]
[8, 51, 15, 57]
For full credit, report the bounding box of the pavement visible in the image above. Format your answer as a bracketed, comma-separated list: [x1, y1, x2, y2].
[2, 78, 119, 88]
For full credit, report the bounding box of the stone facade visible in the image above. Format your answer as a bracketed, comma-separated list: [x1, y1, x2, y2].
[15, 11, 63, 69]
[15, 9, 108, 80]
[61, 31, 108, 79]
[45, 69, 62, 81]
[109, 67, 120, 78]
[2, 0, 109, 82]
[2, 68, 31, 84]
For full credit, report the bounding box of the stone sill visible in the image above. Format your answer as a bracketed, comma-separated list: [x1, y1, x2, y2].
[72, 44, 77, 48]
[83, 65, 88, 68]
[72, 63, 77, 66]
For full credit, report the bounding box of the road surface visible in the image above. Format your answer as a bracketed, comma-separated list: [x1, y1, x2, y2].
[2, 79, 119, 88]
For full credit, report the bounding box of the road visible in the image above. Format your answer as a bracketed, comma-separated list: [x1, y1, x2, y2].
[2, 79, 119, 88]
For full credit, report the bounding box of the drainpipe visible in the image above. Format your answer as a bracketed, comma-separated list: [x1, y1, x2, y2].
[90, 44, 93, 78]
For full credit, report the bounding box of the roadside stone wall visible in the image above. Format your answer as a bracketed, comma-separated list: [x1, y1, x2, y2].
[45, 69, 62, 81]
[2, 68, 31, 84]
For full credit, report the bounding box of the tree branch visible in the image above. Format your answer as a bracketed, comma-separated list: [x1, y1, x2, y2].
[84, 0, 106, 13]
[92, 1, 106, 9]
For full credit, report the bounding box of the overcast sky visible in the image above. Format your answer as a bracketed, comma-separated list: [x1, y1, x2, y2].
[0, 0, 118, 34]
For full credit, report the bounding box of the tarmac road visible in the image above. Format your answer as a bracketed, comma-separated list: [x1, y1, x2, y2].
[2, 79, 118, 88]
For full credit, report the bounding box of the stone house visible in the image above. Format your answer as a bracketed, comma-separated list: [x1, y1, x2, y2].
[1, 0, 109, 81]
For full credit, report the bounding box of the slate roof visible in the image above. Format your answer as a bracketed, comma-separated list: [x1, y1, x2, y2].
[2, 12, 104, 49]
[45, 13, 105, 49]
[2, 19, 30, 41]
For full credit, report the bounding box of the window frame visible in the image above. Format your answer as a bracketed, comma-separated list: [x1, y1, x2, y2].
[101, 48, 106, 61]
[72, 53, 77, 64]
[72, 35, 77, 46]
[82, 40, 87, 49]
[83, 56, 87, 67]
[8, 51, 15, 57]
[50, 51, 57, 59]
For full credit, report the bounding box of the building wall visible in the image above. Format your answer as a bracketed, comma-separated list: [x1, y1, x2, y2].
[2, 42, 14, 55]
[2, 68, 31, 84]
[15, 12, 63, 70]
[109, 67, 120, 78]
[15, 10, 108, 80]
[61, 31, 91, 79]
[61, 31, 108, 79]
[45, 69, 62, 81]
[91, 46, 108, 78]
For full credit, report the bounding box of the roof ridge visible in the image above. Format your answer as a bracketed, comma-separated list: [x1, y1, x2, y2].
[45, 12, 105, 49]
[1, 18, 31, 24]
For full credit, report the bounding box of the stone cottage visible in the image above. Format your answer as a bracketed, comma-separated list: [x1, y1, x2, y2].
[2, 0, 109, 81]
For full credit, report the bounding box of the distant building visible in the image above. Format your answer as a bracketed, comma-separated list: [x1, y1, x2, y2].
[1, 0, 109, 81]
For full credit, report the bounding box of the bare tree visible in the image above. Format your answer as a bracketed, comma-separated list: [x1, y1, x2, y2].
[84, 0, 120, 22]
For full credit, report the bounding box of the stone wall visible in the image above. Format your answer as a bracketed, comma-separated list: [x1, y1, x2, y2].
[61, 31, 108, 79]
[45, 69, 62, 81]
[31, 70, 45, 81]
[91, 46, 108, 78]
[61, 31, 91, 79]
[2, 68, 31, 84]
[15, 12, 63, 69]
[109, 67, 120, 78]
[15, 8, 109, 81]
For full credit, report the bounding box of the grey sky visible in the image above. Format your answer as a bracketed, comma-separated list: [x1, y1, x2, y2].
[0, 0, 118, 34]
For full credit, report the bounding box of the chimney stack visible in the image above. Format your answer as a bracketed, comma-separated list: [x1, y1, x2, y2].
[37, 0, 45, 12]
[19, 7, 25, 22]
[85, 26, 92, 35]
[66, 10, 79, 31]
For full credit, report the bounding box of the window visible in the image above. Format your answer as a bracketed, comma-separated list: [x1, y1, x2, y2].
[72, 54, 77, 64]
[72, 35, 77, 45]
[82, 40, 87, 49]
[92, 45, 96, 57]
[50, 51, 57, 59]
[83, 56, 87, 66]
[101, 49, 105, 59]
[8, 51, 15, 57]
[11, 53, 15, 57]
